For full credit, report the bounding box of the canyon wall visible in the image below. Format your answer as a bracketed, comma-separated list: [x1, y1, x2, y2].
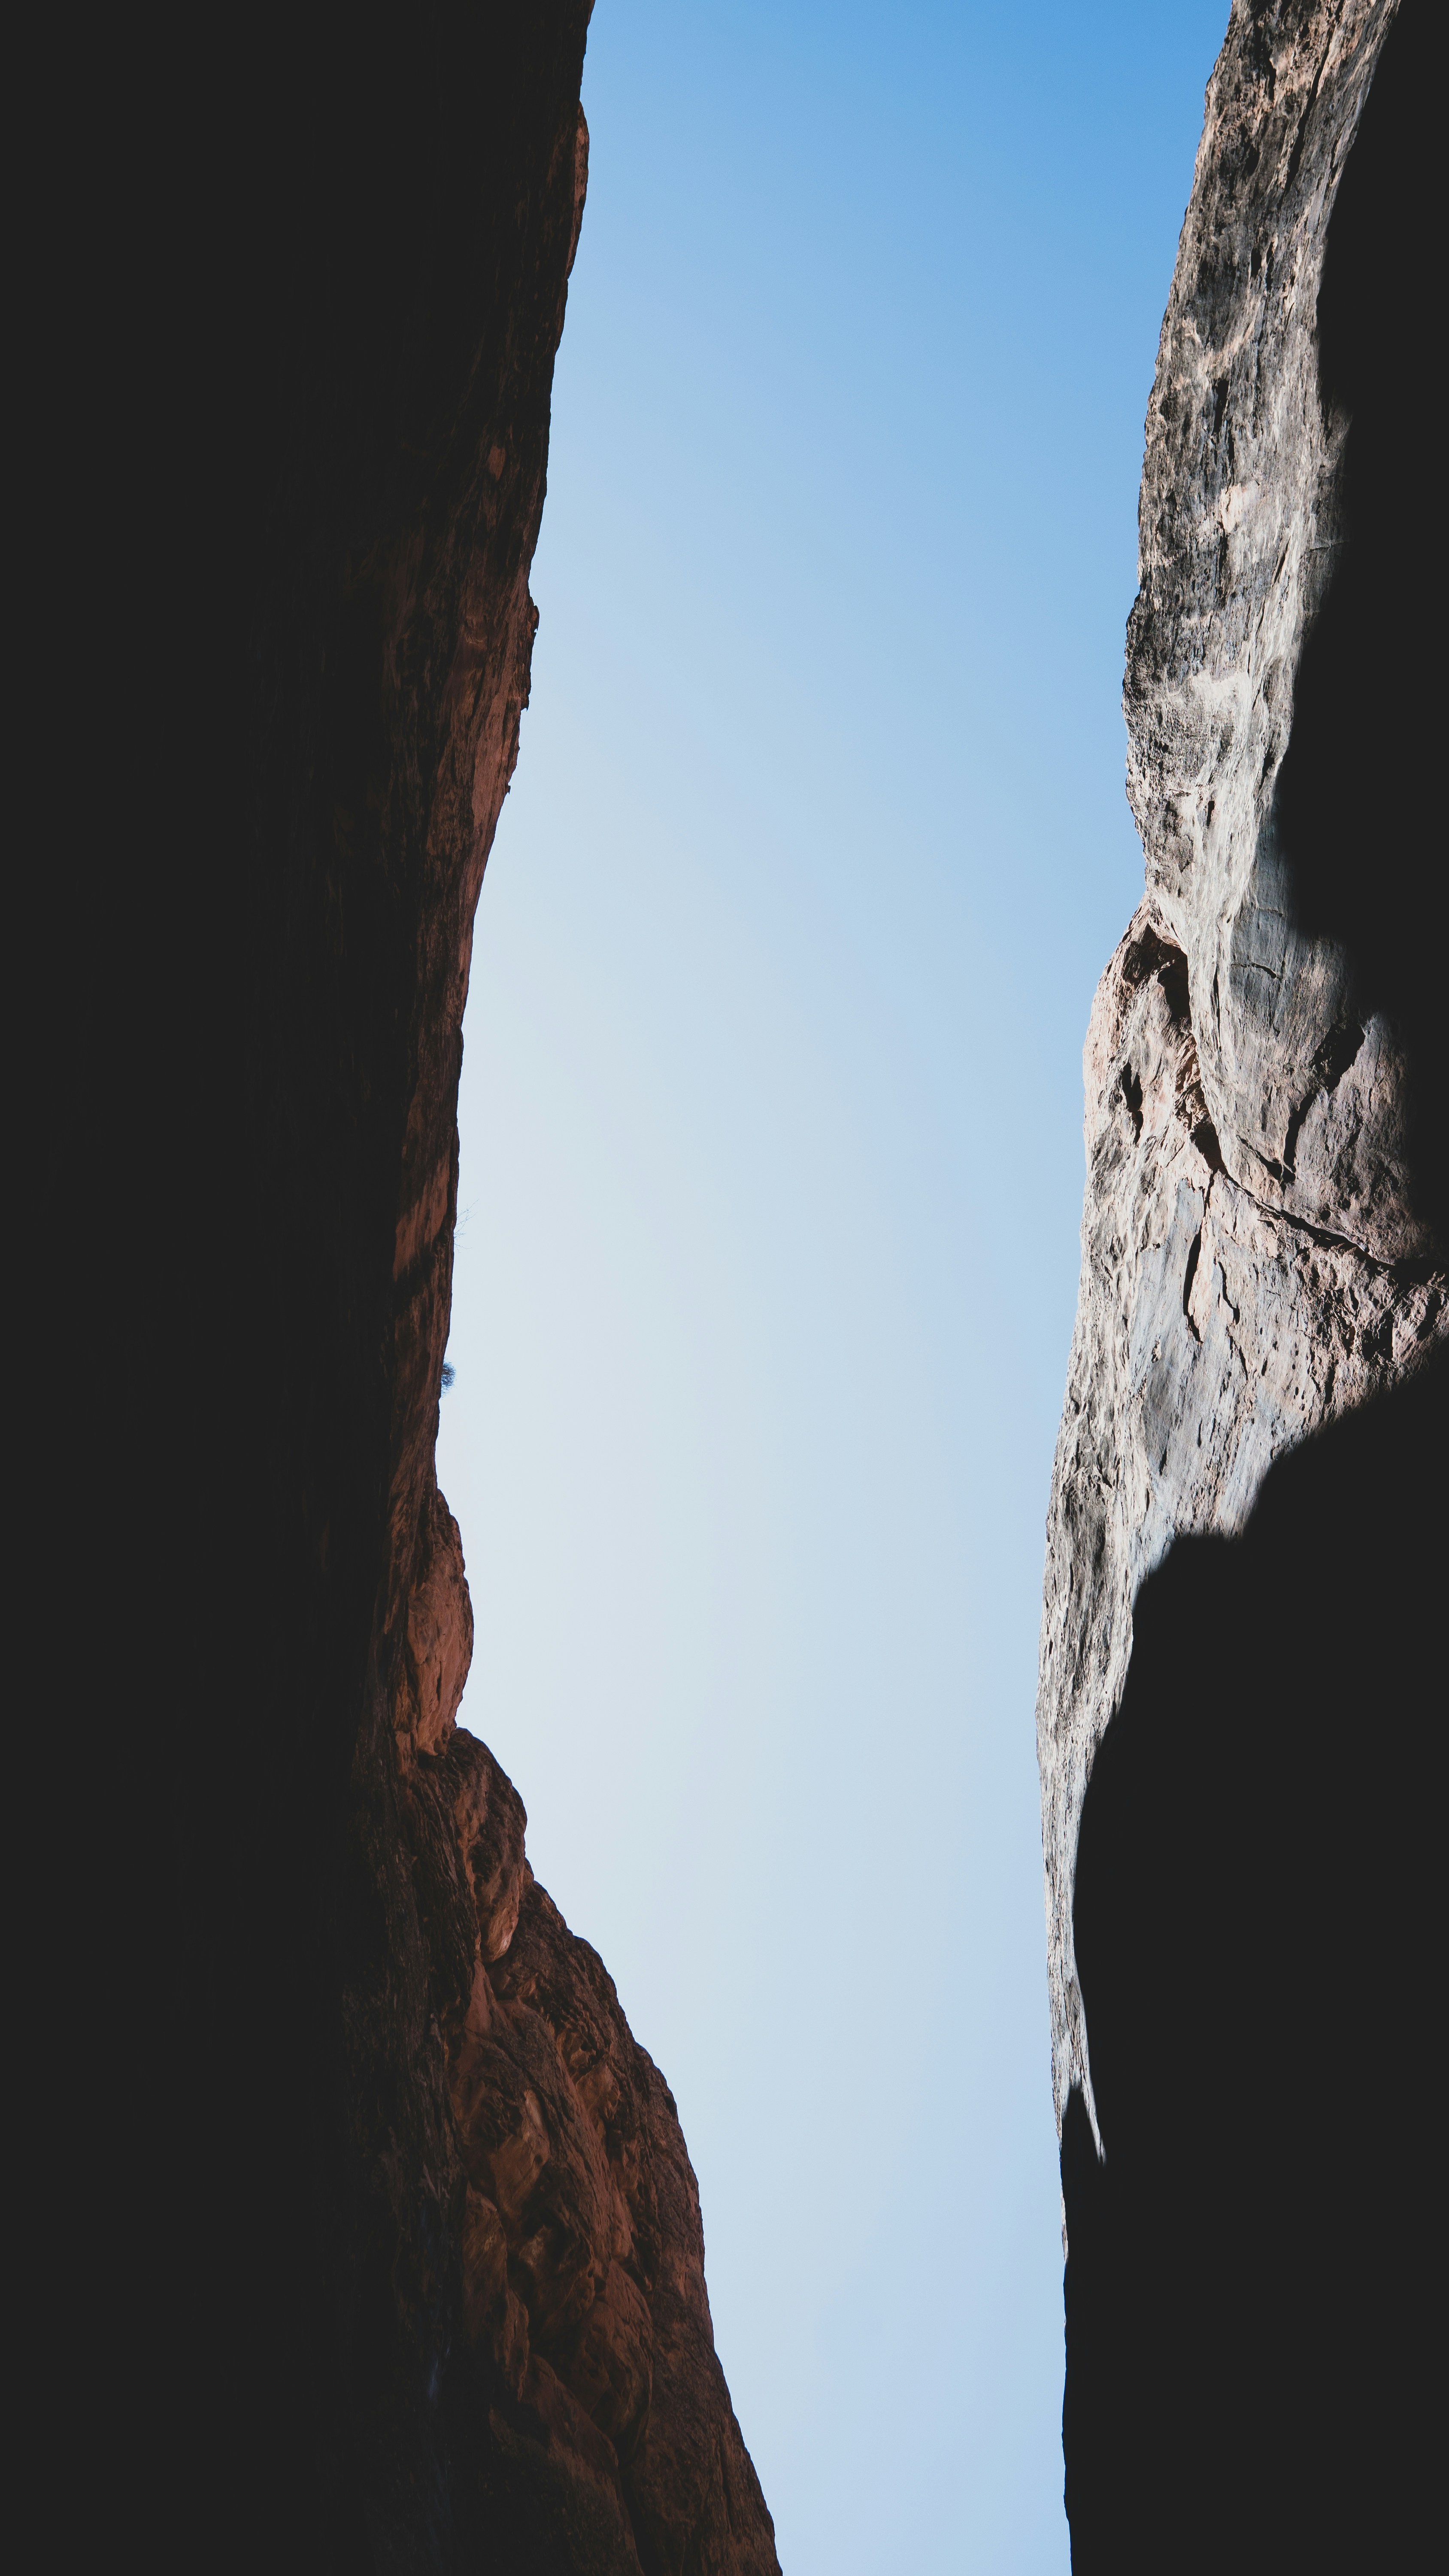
[51, 6, 775, 2568]
[1036, 1, 1442, 2562]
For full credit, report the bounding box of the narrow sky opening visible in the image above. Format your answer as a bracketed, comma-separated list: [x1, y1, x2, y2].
[438, 7, 1226, 2565]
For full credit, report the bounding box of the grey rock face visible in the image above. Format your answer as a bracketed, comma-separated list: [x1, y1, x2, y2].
[1037, 0, 1446, 2144]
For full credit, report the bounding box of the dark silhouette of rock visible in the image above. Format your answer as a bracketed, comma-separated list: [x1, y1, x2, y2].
[1067, 1348, 1443, 2568]
[37, 6, 777, 2567]
[1038, 0, 1443, 2558]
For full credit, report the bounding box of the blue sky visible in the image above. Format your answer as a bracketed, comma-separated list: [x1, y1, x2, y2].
[437, 6, 1226, 2564]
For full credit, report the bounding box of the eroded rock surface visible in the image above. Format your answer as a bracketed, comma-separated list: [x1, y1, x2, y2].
[395, 1550, 779, 2575]
[1037, 0, 1443, 2143]
[56, 5, 777, 2566]
[1039, 1, 1443, 2558]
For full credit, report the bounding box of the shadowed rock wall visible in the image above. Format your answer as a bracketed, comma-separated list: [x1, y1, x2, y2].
[1037, 1, 1442, 2559]
[1064, 1346, 1443, 2567]
[43, 7, 776, 2568]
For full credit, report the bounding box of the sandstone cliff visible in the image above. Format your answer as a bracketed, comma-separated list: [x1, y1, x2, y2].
[1036, 2, 1442, 2561]
[47, 6, 776, 2567]
[389, 1512, 779, 2574]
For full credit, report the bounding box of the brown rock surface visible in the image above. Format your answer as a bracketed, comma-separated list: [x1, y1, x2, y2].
[400, 1486, 477, 1759]
[45, 5, 778, 2566]
[402, 1698, 780, 2574]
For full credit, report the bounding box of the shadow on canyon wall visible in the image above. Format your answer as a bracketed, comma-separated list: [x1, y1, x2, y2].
[1271, 0, 1443, 1234]
[58, 7, 595, 2566]
[1064, 1341, 1443, 2571]
[1063, 12, 1443, 2567]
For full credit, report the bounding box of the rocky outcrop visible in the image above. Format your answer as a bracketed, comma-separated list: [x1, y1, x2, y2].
[49, 5, 776, 2567]
[394, 1571, 779, 2573]
[1038, 0, 1442, 2143]
[1038, 2, 1442, 2560]
[299, 0, 779, 2546]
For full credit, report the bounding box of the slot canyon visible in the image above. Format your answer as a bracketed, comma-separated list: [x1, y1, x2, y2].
[40, 1, 1438, 2567]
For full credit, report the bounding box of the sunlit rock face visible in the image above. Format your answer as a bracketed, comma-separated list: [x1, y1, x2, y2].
[1037, 1, 1443, 2560]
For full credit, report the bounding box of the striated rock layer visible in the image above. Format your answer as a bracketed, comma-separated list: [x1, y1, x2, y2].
[1037, 1, 1442, 2562]
[48, 6, 776, 2569]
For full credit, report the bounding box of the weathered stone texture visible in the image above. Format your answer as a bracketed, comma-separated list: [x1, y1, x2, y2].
[1037, 0, 1445, 2140]
[396, 1626, 780, 2573]
[52, 6, 779, 2563]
